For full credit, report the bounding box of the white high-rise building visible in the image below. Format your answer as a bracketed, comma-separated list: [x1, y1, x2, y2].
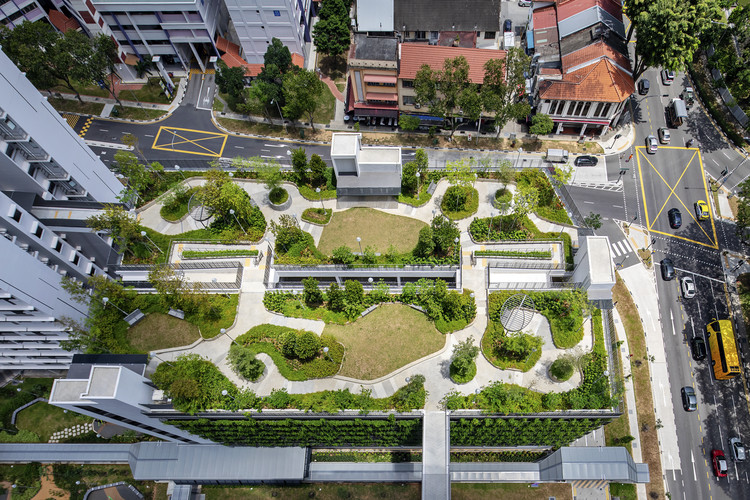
[0, 47, 123, 371]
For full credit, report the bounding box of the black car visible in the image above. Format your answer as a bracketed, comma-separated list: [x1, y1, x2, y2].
[691, 337, 707, 360]
[504, 19, 513, 32]
[638, 79, 650, 95]
[661, 258, 675, 281]
[668, 208, 682, 229]
[574, 155, 598, 167]
[681, 386, 697, 412]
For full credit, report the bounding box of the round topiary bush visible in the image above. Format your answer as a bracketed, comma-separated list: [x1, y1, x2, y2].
[450, 360, 477, 384]
[493, 188, 512, 210]
[549, 356, 575, 382]
[269, 186, 289, 205]
[294, 331, 321, 360]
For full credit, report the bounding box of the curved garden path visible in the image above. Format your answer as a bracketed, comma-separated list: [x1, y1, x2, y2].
[139, 178, 588, 409]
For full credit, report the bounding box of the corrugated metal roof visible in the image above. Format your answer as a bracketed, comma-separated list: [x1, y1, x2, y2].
[308, 462, 422, 482]
[394, 0, 501, 32]
[0, 444, 132, 463]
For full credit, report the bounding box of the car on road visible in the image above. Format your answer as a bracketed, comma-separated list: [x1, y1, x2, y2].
[662, 69, 675, 85]
[638, 79, 650, 95]
[661, 258, 676, 281]
[646, 135, 658, 154]
[681, 386, 697, 411]
[694, 200, 710, 220]
[712, 449, 728, 477]
[504, 19, 513, 32]
[668, 208, 682, 229]
[518, 0, 532, 6]
[691, 337, 707, 360]
[658, 127, 671, 144]
[730, 437, 746, 462]
[574, 155, 598, 167]
[680, 275, 696, 298]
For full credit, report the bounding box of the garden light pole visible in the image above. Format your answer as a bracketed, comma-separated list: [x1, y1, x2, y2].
[356, 236, 363, 255]
[221, 389, 236, 401]
[416, 171, 421, 195]
[368, 277, 373, 288]
[140, 231, 163, 253]
[101, 297, 127, 316]
[323, 346, 330, 361]
[515, 147, 523, 170]
[487, 211, 494, 240]
[174, 165, 186, 180]
[316, 187, 324, 209]
[229, 209, 247, 234]
[149, 352, 173, 367]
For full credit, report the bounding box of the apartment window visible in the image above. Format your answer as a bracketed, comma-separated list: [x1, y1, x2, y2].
[53, 238, 63, 253]
[402, 80, 414, 88]
[581, 102, 592, 117]
[10, 209, 21, 223]
[71, 253, 80, 266]
[573, 102, 585, 116]
[402, 95, 416, 105]
[33, 225, 43, 238]
[484, 31, 496, 39]
[415, 31, 426, 39]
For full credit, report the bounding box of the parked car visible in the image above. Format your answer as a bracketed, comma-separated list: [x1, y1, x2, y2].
[658, 127, 671, 144]
[504, 19, 513, 32]
[638, 78, 650, 95]
[680, 275, 696, 298]
[668, 208, 682, 229]
[646, 135, 658, 154]
[661, 258, 676, 281]
[691, 337, 707, 360]
[681, 386, 697, 411]
[574, 155, 598, 167]
[518, 0, 532, 6]
[730, 438, 746, 462]
[712, 449, 728, 477]
[662, 69, 675, 85]
[694, 200, 710, 220]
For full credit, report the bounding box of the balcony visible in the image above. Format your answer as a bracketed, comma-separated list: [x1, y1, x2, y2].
[34, 162, 69, 181]
[7, 142, 49, 162]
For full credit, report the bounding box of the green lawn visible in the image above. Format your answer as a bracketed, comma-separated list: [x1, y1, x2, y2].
[127, 312, 201, 352]
[323, 304, 445, 380]
[452, 482, 572, 500]
[203, 483, 420, 500]
[15, 401, 90, 442]
[47, 97, 105, 115]
[114, 106, 167, 121]
[317, 207, 427, 255]
[135, 293, 238, 341]
[315, 84, 337, 124]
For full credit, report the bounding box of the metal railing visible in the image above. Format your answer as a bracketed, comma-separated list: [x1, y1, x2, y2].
[486, 260, 566, 270]
[544, 167, 588, 228]
[486, 281, 581, 291]
[262, 244, 273, 287]
[601, 305, 625, 414]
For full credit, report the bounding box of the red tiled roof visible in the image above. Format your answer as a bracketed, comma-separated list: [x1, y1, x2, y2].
[220, 53, 263, 77]
[291, 53, 304, 68]
[556, 0, 622, 22]
[49, 10, 81, 32]
[561, 39, 630, 73]
[533, 5, 558, 30]
[398, 43, 506, 84]
[538, 58, 634, 102]
[216, 35, 241, 55]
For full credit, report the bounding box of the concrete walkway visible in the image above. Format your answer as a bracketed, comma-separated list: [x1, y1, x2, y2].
[143, 179, 597, 409]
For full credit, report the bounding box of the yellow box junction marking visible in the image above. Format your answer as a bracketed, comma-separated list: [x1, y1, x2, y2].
[151, 126, 228, 157]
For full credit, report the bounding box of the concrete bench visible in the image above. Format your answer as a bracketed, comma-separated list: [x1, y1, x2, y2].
[427, 181, 437, 195]
[124, 309, 145, 326]
[168, 308, 185, 320]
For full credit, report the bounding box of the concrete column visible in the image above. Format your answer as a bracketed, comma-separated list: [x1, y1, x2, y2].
[189, 43, 205, 72]
[396, 276, 401, 287]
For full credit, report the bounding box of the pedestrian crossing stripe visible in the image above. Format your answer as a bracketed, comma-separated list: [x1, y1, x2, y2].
[61, 113, 79, 129]
[189, 68, 216, 75]
[610, 239, 630, 257]
[78, 117, 94, 138]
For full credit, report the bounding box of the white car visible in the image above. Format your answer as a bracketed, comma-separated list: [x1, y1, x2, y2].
[658, 127, 671, 144]
[680, 276, 696, 299]
[646, 135, 658, 154]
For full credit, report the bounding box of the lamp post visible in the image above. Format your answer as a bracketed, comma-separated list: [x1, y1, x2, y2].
[316, 187, 325, 209]
[515, 147, 524, 169]
[627, 215, 638, 228]
[368, 277, 373, 288]
[229, 209, 247, 234]
[174, 165, 186, 180]
[101, 297, 127, 316]
[221, 389, 236, 401]
[487, 211, 494, 240]
[416, 171, 421, 195]
[271, 99, 285, 126]
[356, 236, 363, 255]
[454, 236, 460, 251]
[323, 346, 330, 361]
[140, 231, 163, 253]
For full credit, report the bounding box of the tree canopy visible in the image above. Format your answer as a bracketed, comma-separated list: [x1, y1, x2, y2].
[481, 48, 531, 138]
[216, 60, 246, 100]
[312, 0, 352, 57]
[283, 68, 326, 130]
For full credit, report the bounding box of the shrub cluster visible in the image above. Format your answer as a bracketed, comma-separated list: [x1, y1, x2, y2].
[516, 169, 571, 224]
[181, 249, 258, 259]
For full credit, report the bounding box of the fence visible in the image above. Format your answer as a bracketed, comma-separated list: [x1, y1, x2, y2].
[263, 244, 274, 287]
[485, 260, 566, 271]
[486, 280, 581, 291]
[114, 261, 243, 291]
[601, 305, 625, 414]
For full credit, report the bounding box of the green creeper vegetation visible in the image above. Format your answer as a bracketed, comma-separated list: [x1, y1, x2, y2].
[181, 249, 259, 259]
[311, 450, 422, 463]
[0, 463, 42, 500]
[549, 355, 576, 382]
[167, 415, 423, 447]
[450, 417, 608, 447]
[474, 249, 551, 259]
[450, 336, 480, 383]
[450, 450, 547, 462]
[301, 207, 332, 225]
[515, 169, 573, 225]
[203, 483, 421, 500]
[159, 185, 196, 222]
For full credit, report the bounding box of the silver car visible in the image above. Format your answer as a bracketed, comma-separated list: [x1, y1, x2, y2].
[646, 135, 658, 154]
[658, 127, 671, 144]
[680, 276, 696, 299]
[730, 437, 746, 462]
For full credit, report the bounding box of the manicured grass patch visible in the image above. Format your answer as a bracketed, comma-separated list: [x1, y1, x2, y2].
[398, 184, 432, 207]
[127, 312, 201, 352]
[0, 378, 53, 430]
[203, 483, 421, 500]
[475, 249, 551, 259]
[452, 482, 572, 500]
[481, 320, 543, 372]
[318, 207, 427, 255]
[263, 291, 349, 324]
[315, 85, 337, 124]
[181, 249, 259, 259]
[441, 186, 479, 220]
[268, 186, 289, 204]
[609, 483, 637, 500]
[15, 401, 89, 442]
[114, 106, 167, 120]
[52, 464, 156, 500]
[298, 184, 337, 200]
[48, 97, 105, 115]
[136, 293, 238, 341]
[311, 450, 422, 462]
[324, 304, 446, 380]
[301, 207, 332, 225]
[450, 450, 547, 462]
[516, 169, 573, 225]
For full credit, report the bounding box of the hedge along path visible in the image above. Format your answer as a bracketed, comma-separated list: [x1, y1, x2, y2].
[317, 207, 427, 255]
[324, 303, 446, 380]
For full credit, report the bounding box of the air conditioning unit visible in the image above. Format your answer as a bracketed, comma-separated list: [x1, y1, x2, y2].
[40, 257, 49, 264]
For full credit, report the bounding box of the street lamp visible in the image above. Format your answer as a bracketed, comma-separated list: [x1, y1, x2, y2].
[174, 165, 186, 180]
[487, 211, 494, 240]
[515, 147, 524, 169]
[221, 389, 236, 401]
[368, 277, 374, 287]
[627, 215, 638, 228]
[416, 171, 421, 195]
[140, 231, 163, 253]
[316, 187, 324, 209]
[323, 346, 330, 361]
[356, 236, 363, 255]
[454, 236, 460, 250]
[271, 99, 285, 126]
[229, 209, 247, 234]
[101, 297, 127, 315]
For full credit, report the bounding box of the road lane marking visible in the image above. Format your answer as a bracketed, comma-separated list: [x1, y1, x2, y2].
[675, 267, 725, 284]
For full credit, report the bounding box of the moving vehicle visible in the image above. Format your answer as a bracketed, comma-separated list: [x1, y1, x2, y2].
[668, 208, 682, 229]
[706, 319, 741, 380]
[682, 86, 695, 106]
[681, 386, 697, 411]
[546, 149, 569, 163]
[680, 275, 696, 298]
[658, 127, 671, 144]
[661, 258, 675, 281]
[646, 135, 658, 154]
[574, 155, 598, 167]
[694, 200, 710, 220]
[691, 337, 707, 360]
[712, 449, 728, 477]
[662, 69, 675, 85]
[667, 98, 688, 127]
[518, 0, 532, 6]
[638, 79, 650, 95]
[730, 437, 746, 462]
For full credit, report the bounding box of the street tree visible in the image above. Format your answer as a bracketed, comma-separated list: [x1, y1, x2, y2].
[255, 159, 284, 196]
[239, 79, 281, 123]
[86, 205, 147, 255]
[584, 212, 603, 230]
[309, 154, 327, 186]
[529, 114, 554, 135]
[481, 48, 531, 138]
[0, 21, 58, 91]
[431, 216, 460, 254]
[263, 37, 293, 74]
[399, 114, 421, 132]
[291, 148, 308, 183]
[216, 60, 246, 100]
[736, 179, 750, 240]
[312, 0, 351, 57]
[90, 34, 125, 107]
[282, 68, 326, 130]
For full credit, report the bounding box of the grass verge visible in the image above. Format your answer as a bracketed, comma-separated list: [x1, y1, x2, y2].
[323, 304, 446, 380]
[452, 482, 572, 500]
[14, 401, 90, 442]
[114, 106, 167, 121]
[302, 207, 332, 225]
[203, 483, 421, 500]
[398, 184, 432, 207]
[127, 312, 201, 352]
[47, 97, 105, 115]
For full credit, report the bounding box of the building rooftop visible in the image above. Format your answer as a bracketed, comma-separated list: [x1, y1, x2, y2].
[356, 0, 394, 32]
[86, 366, 120, 398]
[586, 236, 615, 285]
[395, 0, 501, 32]
[561, 39, 631, 73]
[556, 0, 623, 23]
[399, 44, 506, 84]
[538, 58, 634, 102]
[330, 133, 361, 157]
[533, 5, 559, 30]
[359, 146, 402, 164]
[352, 34, 398, 62]
[49, 379, 90, 403]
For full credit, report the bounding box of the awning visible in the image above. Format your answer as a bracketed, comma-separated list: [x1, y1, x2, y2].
[364, 74, 397, 85]
[353, 108, 399, 118]
[410, 114, 445, 124]
[526, 30, 535, 49]
[365, 92, 398, 102]
[551, 117, 611, 125]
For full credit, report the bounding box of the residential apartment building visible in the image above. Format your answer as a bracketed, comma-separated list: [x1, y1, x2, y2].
[529, 0, 634, 136]
[346, 34, 399, 122]
[0, 48, 123, 370]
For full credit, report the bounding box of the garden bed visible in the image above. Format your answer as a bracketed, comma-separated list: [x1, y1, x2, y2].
[181, 249, 259, 259]
[127, 312, 201, 352]
[311, 450, 422, 463]
[474, 249, 551, 259]
[441, 186, 479, 220]
[302, 207, 332, 225]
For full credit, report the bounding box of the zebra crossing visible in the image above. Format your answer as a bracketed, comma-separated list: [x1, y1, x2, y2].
[609, 238, 632, 258]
